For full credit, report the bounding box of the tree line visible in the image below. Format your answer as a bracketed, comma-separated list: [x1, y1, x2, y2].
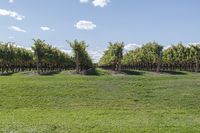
[1, 39, 200, 75]
[0, 42, 33, 73]
[99, 42, 200, 73]
[0, 39, 92, 74]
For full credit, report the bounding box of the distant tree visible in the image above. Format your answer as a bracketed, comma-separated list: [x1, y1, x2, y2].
[0, 42, 33, 73]
[189, 44, 200, 72]
[99, 42, 124, 72]
[122, 48, 143, 67]
[32, 39, 45, 74]
[122, 42, 163, 72]
[141, 42, 163, 72]
[163, 43, 193, 71]
[174, 43, 188, 70]
[68, 40, 93, 73]
[32, 39, 72, 74]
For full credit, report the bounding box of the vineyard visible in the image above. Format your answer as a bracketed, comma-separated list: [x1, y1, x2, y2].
[1, 40, 200, 132]
[100, 42, 200, 73]
[0, 39, 93, 75]
[1, 40, 200, 75]
[1, 0, 200, 132]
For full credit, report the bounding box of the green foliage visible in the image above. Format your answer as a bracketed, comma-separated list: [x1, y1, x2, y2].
[162, 47, 176, 64]
[99, 42, 124, 71]
[32, 39, 73, 67]
[163, 43, 200, 72]
[68, 40, 93, 73]
[189, 44, 200, 63]
[0, 42, 33, 73]
[0, 40, 75, 74]
[0, 42, 33, 64]
[122, 42, 163, 72]
[141, 42, 163, 63]
[1, 39, 200, 73]
[122, 48, 142, 65]
[123, 42, 200, 72]
[123, 42, 163, 65]
[163, 43, 191, 64]
[32, 39, 74, 74]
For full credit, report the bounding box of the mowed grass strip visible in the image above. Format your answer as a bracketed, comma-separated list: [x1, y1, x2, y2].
[0, 70, 200, 132]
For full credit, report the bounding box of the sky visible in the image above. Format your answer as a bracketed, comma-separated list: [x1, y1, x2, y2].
[0, 0, 200, 62]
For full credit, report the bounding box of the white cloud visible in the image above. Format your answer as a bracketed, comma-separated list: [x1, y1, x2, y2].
[80, 0, 89, 3]
[9, 0, 14, 3]
[163, 45, 172, 50]
[40, 26, 55, 31]
[80, 0, 110, 7]
[0, 8, 24, 20]
[75, 20, 96, 30]
[92, 0, 110, 7]
[163, 43, 200, 50]
[61, 49, 73, 56]
[88, 50, 103, 63]
[124, 43, 141, 52]
[188, 42, 200, 45]
[14, 45, 32, 51]
[9, 26, 27, 33]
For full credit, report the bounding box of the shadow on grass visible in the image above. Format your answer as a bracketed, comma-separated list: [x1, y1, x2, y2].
[121, 70, 145, 76]
[40, 71, 61, 76]
[0, 72, 14, 76]
[86, 69, 145, 76]
[85, 68, 101, 76]
[161, 71, 187, 75]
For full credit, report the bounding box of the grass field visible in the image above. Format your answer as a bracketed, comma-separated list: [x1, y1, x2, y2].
[0, 70, 200, 133]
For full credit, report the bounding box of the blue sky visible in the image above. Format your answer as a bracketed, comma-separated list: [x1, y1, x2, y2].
[0, 0, 200, 62]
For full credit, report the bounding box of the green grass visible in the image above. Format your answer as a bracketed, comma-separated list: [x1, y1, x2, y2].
[0, 70, 200, 132]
